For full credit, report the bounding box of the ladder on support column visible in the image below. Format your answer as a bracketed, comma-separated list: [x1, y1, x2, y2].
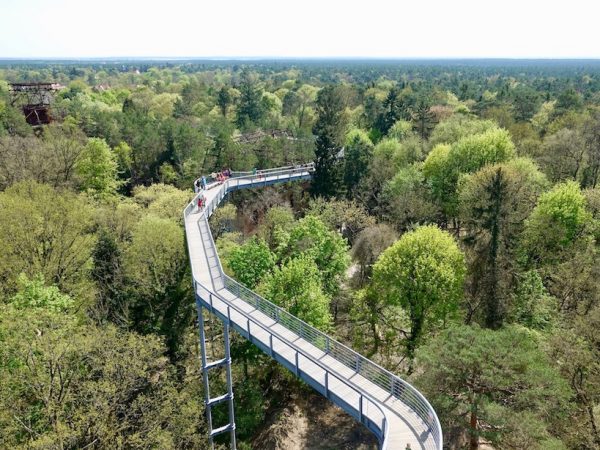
[197, 304, 236, 450]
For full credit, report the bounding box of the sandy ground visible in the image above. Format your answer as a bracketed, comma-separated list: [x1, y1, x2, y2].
[252, 390, 378, 450]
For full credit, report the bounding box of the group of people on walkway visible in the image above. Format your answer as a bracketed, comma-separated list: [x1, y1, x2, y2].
[194, 168, 234, 212]
[195, 165, 305, 212]
[211, 168, 232, 184]
[194, 168, 234, 193]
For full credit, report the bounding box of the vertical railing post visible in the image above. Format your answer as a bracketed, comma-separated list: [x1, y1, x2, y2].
[295, 352, 299, 376]
[359, 396, 363, 422]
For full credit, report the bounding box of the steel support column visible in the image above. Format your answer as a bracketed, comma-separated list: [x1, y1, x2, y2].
[197, 304, 237, 450]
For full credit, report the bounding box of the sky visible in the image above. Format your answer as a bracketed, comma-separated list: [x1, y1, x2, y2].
[1, 0, 599, 59]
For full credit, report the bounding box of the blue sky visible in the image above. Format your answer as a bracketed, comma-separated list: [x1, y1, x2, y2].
[1, 0, 599, 58]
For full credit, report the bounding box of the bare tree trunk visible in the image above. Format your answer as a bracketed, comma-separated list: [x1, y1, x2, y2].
[469, 396, 479, 450]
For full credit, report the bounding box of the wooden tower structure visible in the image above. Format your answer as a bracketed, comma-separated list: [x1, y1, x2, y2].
[9, 82, 62, 126]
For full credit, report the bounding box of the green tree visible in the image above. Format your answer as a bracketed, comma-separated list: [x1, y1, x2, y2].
[521, 181, 599, 315]
[581, 110, 600, 188]
[210, 203, 238, 239]
[548, 308, 600, 448]
[511, 84, 542, 122]
[113, 140, 133, 177]
[522, 180, 593, 265]
[132, 183, 191, 224]
[343, 128, 373, 197]
[410, 96, 436, 139]
[429, 115, 497, 147]
[0, 136, 56, 189]
[217, 86, 233, 117]
[386, 119, 413, 141]
[556, 87, 583, 114]
[424, 128, 516, 217]
[282, 89, 300, 117]
[0, 306, 205, 449]
[416, 325, 570, 450]
[236, 72, 265, 129]
[382, 163, 439, 230]
[76, 137, 119, 195]
[311, 85, 347, 198]
[372, 225, 465, 367]
[510, 270, 557, 330]
[458, 158, 549, 327]
[421, 143, 453, 218]
[279, 215, 349, 296]
[305, 197, 375, 245]
[90, 228, 127, 325]
[123, 215, 189, 355]
[10, 273, 74, 312]
[0, 100, 31, 137]
[378, 86, 412, 134]
[295, 84, 319, 129]
[258, 255, 332, 330]
[256, 205, 295, 251]
[0, 182, 95, 299]
[362, 137, 423, 212]
[228, 237, 276, 289]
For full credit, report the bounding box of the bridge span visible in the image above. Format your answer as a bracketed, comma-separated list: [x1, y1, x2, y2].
[184, 164, 442, 450]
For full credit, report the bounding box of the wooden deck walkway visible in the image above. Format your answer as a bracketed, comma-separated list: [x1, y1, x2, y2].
[183, 167, 442, 450]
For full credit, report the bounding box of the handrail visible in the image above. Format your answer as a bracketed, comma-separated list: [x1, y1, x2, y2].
[192, 183, 389, 447]
[195, 163, 315, 190]
[184, 165, 442, 450]
[194, 280, 389, 447]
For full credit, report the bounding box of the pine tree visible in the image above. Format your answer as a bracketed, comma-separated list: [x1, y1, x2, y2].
[91, 229, 126, 325]
[311, 86, 347, 198]
[236, 72, 265, 129]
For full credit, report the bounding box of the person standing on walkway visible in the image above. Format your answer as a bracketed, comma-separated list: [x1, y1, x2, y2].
[198, 195, 208, 212]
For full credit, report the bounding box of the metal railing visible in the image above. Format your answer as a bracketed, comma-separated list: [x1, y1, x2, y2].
[221, 274, 439, 435]
[195, 163, 315, 190]
[184, 165, 442, 450]
[192, 192, 389, 446]
[194, 279, 389, 446]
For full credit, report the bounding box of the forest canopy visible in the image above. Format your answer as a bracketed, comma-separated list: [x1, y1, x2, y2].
[1, 59, 600, 449]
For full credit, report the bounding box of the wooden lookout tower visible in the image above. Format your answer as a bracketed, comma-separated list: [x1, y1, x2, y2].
[9, 82, 63, 126]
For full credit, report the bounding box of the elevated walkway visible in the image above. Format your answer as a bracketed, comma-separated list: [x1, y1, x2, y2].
[184, 165, 442, 450]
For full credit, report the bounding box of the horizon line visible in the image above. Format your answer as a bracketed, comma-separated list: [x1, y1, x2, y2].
[2, 56, 600, 61]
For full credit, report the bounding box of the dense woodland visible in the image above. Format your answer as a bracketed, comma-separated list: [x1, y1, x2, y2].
[1, 60, 600, 449]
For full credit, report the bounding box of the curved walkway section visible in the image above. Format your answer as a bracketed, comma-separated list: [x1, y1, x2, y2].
[184, 165, 442, 450]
